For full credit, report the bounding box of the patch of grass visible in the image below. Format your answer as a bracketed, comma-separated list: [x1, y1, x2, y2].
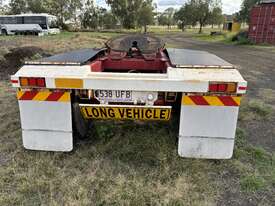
[239, 100, 273, 121]
[193, 33, 228, 42]
[240, 175, 266, 192]
[233, 128, 275, 195]
[148, 25, 181, 34]
[234, 36, 252, 45]
[258, 88, 275, 106]
[187, 29, 237, 43]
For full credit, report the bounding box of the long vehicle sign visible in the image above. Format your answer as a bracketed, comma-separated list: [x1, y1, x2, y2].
[80, 105, 172, 121]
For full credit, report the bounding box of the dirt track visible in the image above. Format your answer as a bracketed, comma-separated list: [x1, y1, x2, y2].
[163, 33, 275, 152]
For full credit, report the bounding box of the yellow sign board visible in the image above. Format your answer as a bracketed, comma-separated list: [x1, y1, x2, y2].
[80, 105, 171, 121]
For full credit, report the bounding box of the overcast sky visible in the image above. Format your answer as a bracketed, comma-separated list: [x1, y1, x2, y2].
[96, 0, 242, 15]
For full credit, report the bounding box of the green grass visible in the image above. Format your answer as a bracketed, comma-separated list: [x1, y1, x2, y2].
[239, 100, 273, 121]
[0, 32, 274, 205]
[192, 32, 237, 43]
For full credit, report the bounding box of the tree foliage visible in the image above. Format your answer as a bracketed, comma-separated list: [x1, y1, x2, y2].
[158, 7, 176, 29]
[237, 0, 260, 23]
[174, 0, 223, 33]
[80, 1, 118, 30]
[174, 3, 197, 30]
[0, 0, 6, 15]
[9, 0, 27, 14]
[26, 0, 48, 13]
[208, 7, 223, 27]
[81, 0, 98, 29]
[137, 0, 154, 32]
[106, 0, 154, 29]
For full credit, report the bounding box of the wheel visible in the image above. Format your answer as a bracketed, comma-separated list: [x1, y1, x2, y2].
[72, 103, 91, 139]
[1, 29, 7, 36]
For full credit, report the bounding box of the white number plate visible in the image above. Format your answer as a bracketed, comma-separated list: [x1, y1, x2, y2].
[94, 90, 132, 102]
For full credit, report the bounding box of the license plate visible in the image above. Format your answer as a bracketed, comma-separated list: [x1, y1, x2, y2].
[80, 105, 172, 121]
[94, 90, 132, 102]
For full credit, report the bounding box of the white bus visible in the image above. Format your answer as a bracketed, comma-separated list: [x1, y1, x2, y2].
[0, 13, 60, 36]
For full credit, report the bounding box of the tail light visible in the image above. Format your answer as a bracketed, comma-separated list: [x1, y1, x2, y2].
[20, 77, 46, 88]
[209, 83, 236, 93]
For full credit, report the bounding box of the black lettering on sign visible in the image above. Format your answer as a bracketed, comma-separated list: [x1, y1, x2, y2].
[159, 109, 166, 119]
[99, 108, 107, 118]
[108, 108, 115, 118]
[84, 108, 93, 118]
[118, 108, 125, 118]
[126, 108, 132, 118]
[145, 109, 152, 119]
[126, 91, 131, 98]
[99, 91, 104, 97]
[91, 108, 99, 118]
[153, 109, 158, 119]
[121, 91, 125, 98]
[133, 109, 140, 119]
[115, 91, 120, 98]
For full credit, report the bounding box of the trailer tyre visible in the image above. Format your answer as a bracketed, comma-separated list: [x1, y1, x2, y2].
[1, 29, 7, 36]
[72, 103, 91, 139]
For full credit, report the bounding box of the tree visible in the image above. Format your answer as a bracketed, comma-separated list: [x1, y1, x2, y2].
[158, 7, 175, 29]
[174, 3, 197, 31]
[25, 0, 49, 13]
[106, 0, 148, 29]
[80, 0, 99, 29]
[237, 0, 260, 23]
[158, 14, 168, 27]
[137, 1, 154, 33]
[208, 7, 223, 28]
[68, 0, 83, 26]
[9, 0, 27, 14]
[174, 0, 222, 33]
[0, 0, 5, 15]
[46, 0, 79, 28]
[100, 11, 118, 29]
[194, 0, 212, 33]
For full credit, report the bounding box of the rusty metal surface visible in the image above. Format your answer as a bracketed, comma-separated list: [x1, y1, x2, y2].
[106, 35, 164, 54]
[26, 48, 106, 66]
[166, 48, 234, 68]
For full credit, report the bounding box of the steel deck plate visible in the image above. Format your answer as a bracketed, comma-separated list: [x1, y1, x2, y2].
[26, 48, 106, 65]
[166, 48, 234, 68]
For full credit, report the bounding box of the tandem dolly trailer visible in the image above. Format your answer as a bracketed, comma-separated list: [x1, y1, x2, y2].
[11, 35, 247, 159]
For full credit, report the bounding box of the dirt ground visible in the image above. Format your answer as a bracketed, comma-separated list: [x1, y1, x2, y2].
[0, 33, 274, 206]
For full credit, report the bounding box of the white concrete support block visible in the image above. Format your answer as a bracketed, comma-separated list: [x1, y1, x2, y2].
[18, 100, 73, 152]
[178, 98, 240, 159]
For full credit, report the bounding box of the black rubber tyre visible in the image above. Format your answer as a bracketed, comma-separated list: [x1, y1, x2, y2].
[1, 29, 7, 36]
[72, 103, 91, 139]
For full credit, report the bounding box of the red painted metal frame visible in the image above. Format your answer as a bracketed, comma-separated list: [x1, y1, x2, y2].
[90, 49, 171, 73]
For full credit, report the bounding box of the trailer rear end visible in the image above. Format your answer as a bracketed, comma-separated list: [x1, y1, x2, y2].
[10, 35, 247, 159]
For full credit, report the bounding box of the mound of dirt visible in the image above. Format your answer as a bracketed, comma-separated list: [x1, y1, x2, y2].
[0, 46, 50, 80]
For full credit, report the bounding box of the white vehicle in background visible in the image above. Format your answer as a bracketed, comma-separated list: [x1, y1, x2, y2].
[0, 13, 60, 36]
